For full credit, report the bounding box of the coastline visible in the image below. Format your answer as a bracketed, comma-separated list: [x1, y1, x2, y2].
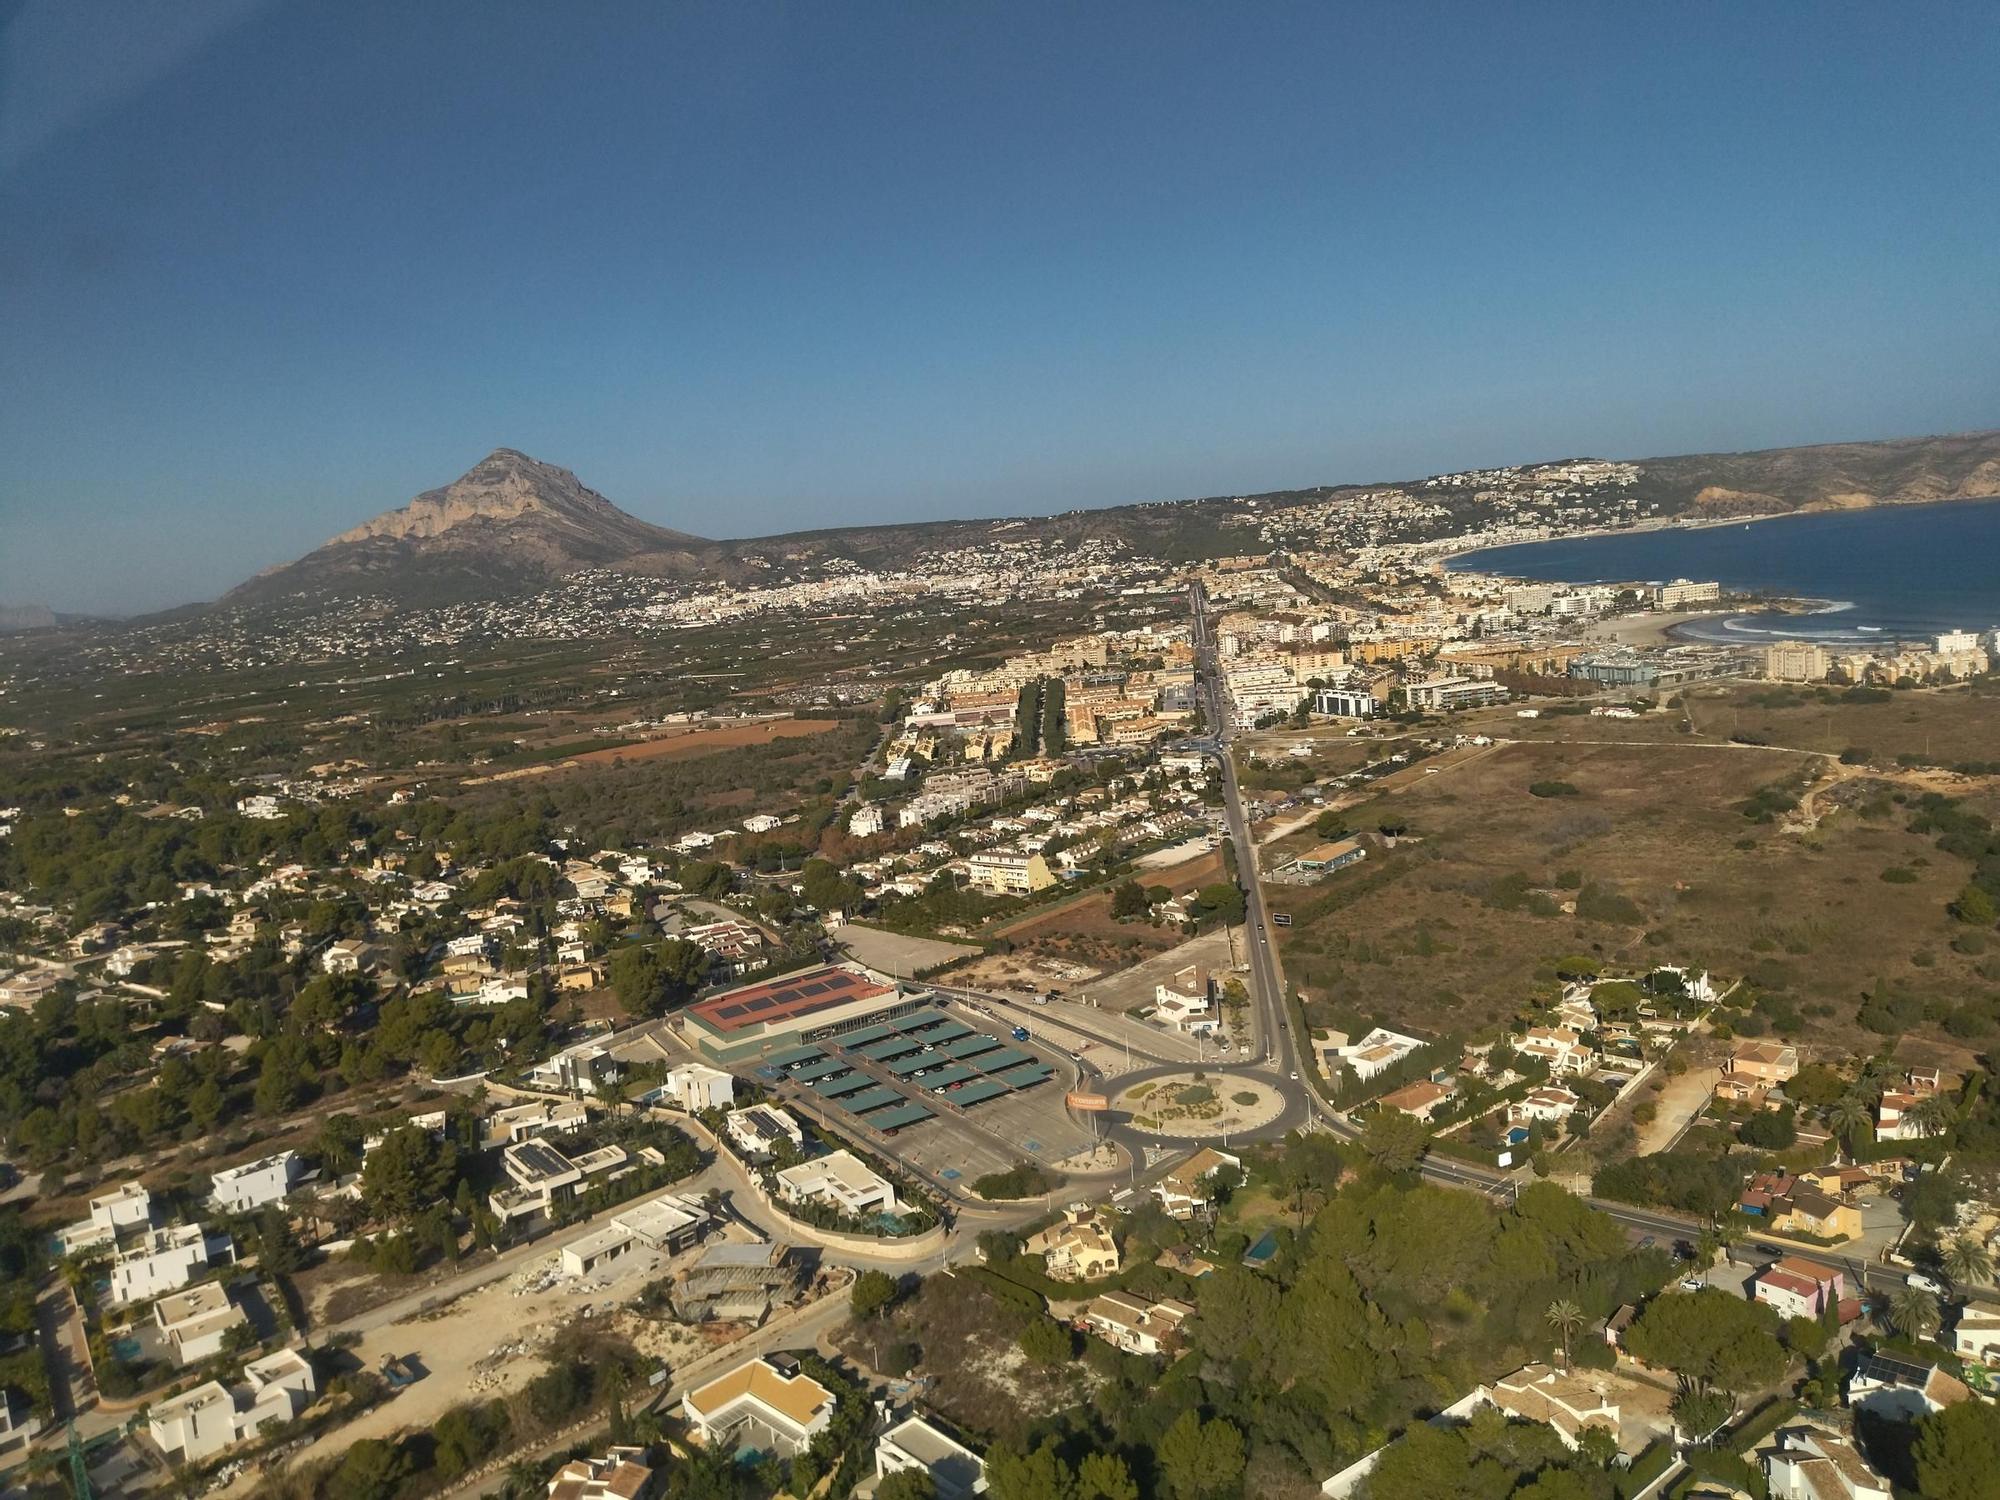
[1437, 490, 2000, 575]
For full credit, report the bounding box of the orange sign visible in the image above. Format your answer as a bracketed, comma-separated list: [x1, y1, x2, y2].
[1066, 1091, 1110, 1112]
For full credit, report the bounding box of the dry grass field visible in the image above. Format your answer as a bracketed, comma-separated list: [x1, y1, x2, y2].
[564, 716, 838, 765]
[1267, 704, 2000, 1051]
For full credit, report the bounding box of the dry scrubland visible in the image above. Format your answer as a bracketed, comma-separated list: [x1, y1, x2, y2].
[1271, 691, 2000, 1048]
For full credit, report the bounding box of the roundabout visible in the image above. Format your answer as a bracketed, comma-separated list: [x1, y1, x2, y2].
[1111, 1070, 1288, 1139]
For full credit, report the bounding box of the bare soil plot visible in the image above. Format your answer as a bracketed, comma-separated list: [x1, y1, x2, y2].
[834, 1272, 1091, 1449]
[565, 717, 839, 765]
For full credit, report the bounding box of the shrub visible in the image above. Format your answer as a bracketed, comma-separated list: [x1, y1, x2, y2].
[1529, 781, 1581, 798]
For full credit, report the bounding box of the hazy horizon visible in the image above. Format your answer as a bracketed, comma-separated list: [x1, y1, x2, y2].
[4, 2, 1998, 614]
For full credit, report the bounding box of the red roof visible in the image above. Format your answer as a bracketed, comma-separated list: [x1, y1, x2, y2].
[686, 966, 892, 1034]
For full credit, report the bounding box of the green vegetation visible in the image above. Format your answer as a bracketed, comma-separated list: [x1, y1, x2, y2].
[973, 1163, 1066, 1200]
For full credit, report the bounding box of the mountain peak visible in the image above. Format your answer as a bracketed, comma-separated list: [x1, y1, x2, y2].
[223, 449, 714, 606]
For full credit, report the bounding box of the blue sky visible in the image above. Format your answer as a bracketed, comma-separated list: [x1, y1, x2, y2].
[2, 2, 1996, 613]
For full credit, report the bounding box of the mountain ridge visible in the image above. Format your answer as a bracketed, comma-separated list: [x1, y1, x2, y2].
[216, 427, 2000, 609]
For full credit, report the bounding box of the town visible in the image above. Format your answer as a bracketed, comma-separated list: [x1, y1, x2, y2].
[4, 523, 2000, 1500]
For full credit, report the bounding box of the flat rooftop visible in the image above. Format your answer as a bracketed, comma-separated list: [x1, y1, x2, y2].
[686, 966, 894, 1036]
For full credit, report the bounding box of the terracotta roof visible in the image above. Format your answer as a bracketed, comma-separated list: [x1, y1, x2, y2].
[686, 1358, 833, 1431]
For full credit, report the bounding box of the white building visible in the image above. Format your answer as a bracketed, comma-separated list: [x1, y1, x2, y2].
[727, 1104, 805, 1158]
[154, 1282, 248, 1367]
[560, 1193, 712, 1278]
[848, 805, 886, 838]
[59, 1181, 154, 1254]
[682, 1355, 835, 1459]
[775, 1149, 898, 1218]
[663, 1063, 737, 1113]
[1331, 1027, 1426, 1081]
[1946, 1305, 2000, 1366]
[148, 1348, 316, 1464]
[876, 1414, 989, 1499]
[209, 1151, 304, 1215]
[1765, 1424, 1890, 1500]
[109, 1225, 232, 1307]
[742, 814, 783, 834]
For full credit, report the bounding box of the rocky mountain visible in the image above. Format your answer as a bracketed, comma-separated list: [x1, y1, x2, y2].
[224, 448, 720, 606]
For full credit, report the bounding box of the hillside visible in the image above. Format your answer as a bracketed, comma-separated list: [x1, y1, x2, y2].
[223, 448, 726, 606]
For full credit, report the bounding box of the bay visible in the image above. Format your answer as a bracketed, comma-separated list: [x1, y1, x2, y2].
[1448, 496, 2000, 644]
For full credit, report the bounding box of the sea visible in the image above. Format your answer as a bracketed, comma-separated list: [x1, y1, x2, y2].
[1448, 496, 2000, 646]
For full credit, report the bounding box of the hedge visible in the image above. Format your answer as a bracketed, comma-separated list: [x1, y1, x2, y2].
[1726, 1395, 1799, 1453]
[1616, 1437, 1675, 1499]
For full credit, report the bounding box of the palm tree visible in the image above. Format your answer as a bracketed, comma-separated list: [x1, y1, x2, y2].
[1943, 1232, 1993, 1292]
[1825, 1093, 1872, 1158]
[1908, 1093, 1957, 1139]
[1889, 1284, 1941, 1342]
[1546, 1298, 1586, 1364]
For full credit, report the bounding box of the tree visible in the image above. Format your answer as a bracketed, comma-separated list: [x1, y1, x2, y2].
[1193, 882, 1246, 927]
[876, 1474, 940, 1500]
[361, 1125, 458, 1221]
[1825, 1093, 1872, 1158]
[1545, 1298, 1585, 1364]
[850, 1269, 898, 1322]
[1672, 1388, 1733, 1442]
[1623, 1288, 1784, 1396]
[1913, 1400, 2000, 1500]
[1950, 883, 1997, 927]
[1074, 1452, 1139, 1500]
[1110, 881, 1150, 919]
[1156, 1410, 1245, 1500]
[1890, 1284, 1942, 1342]
[326, 1438, 412, 1500]
[1361, 1111, 1430, 1175]
[1943, 1232, 1993, 1291]
[986, 1439, 1079, 1500]
[1018, 1317, 1075, 1365]
[1908, 1093, 1958, 1139]
[317, 1112, 365, 1175]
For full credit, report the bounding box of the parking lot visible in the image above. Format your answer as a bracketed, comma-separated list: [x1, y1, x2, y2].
[759, 1003, 1098, 1186]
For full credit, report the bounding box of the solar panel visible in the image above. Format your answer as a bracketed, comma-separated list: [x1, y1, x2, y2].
[950, 1080, 1008, 1107]
[922, 1065, 975, 1090]
[789, 1058, 849, 1083]
[869, 1102, 935, 1131]
[998, 1063, 1052, 1089]
[944, 1034, 1000, 1059]
[885, 1051, 943, 1077]
[973, 1046, 1032, 1072]
[836, 1023, 897, 1049]
[812, 1073, 871, 1097]
[765, 1044, 824, 1069]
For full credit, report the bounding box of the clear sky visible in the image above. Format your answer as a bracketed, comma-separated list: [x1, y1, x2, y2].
[2, 2, 1996, 614]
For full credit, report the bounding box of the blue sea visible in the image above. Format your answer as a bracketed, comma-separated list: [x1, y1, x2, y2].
[1449, 496, 2000, 645]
